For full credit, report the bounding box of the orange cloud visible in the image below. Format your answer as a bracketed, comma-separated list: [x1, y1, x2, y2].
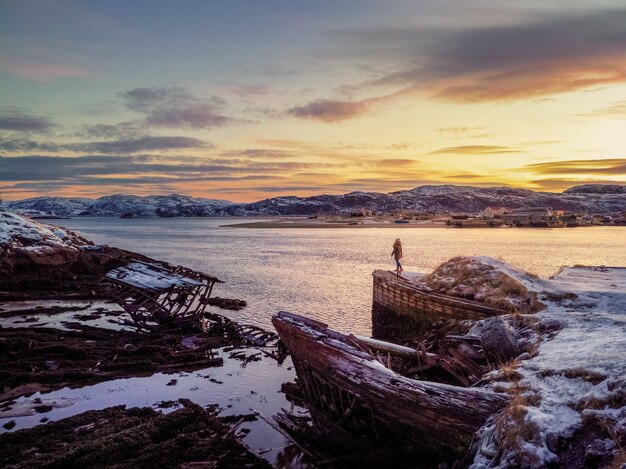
[429, 61, 626, 103]
[320, 9, 626, 113]
[524, 158, 626, 175]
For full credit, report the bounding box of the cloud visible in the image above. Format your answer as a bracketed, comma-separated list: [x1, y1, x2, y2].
[370, 158, 417, 167]
[286, 88, 407, 123]
[331, 9, 626, 103]
[12, 174, 276, 189]
[0, 155, 208, 181]
[0, 136, 207, 154]
[431, 145, 521, 155]
[67, 136, 208, 153]
[214, 83, 272, 101]
[76, 121, 146, 139]
[436, 126, 485, 135]
[583, 100, 626, 118]
[0, 111, 54, 132]
[442, 174, 486, 180]
[288, 98, 373, 122]
[2, 61, 91, 82]
[517, 140, 562, 146]
[220, 148, 296, 159]
[0, 139, 61, 153]
[120, 87, 231, 129]
[524, 158, 626, 175]
[239, 185, 325, 194]
[0, 154, 337, 183]
[122, 87, 188, 111]
[530, 178, 625, 191]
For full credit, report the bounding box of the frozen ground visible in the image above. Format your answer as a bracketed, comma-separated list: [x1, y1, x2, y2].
[472, 262, 626, 467]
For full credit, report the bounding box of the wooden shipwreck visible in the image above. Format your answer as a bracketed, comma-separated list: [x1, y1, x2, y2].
[272, 311, 509, 456]
[103, 260, 223, 327]
[372, 270, 507, 339]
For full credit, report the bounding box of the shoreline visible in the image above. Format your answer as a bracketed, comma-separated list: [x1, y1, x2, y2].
[221, 220, 626, 229]
[222, 220, 449, 228]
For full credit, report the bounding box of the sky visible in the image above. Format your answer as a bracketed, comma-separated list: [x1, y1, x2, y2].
[1, 0, 625, 202]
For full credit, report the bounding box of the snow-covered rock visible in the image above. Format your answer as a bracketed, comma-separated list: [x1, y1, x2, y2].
[470, 317, 521, 361]
[0, 212, 140, 291]
[0, 211, 92, 269]
[0, 211, 86, 249]
[471, 265, 626, 468]
[420, 256, 544, 313]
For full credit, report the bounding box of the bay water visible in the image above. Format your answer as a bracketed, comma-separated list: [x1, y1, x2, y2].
[52, 218, 625, 336]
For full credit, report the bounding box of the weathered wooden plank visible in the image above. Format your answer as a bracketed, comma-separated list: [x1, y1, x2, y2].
[349, 334, 439, 362]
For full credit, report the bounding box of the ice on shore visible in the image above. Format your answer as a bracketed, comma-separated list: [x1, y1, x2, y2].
[472, 262, 626, 468]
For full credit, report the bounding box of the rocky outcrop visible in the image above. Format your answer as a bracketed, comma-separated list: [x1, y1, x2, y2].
[0, 212, 146, 295]
[205, 297, 247, 311]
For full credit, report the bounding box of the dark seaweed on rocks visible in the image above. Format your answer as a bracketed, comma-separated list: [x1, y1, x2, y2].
[0, 325, 236, 398]
[0, 399, 272, 469]
[206, 297, 248, 311]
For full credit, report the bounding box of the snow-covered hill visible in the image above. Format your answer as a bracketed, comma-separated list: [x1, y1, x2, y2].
[6, 194, 233, 218]
[5, 184, 625, 218]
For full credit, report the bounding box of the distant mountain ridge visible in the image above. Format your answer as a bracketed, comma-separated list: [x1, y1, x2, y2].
[5, 184, 625, 218]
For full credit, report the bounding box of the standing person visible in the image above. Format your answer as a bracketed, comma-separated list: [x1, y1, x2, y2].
[391, 238, 403, 277]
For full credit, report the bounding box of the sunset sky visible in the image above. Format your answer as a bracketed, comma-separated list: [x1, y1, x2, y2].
[1, 0, 625, 201]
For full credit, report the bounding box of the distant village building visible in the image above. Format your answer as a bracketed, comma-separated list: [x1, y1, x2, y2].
[480, 207, 512, 219]
[338, 208, 373, 218]
[592, 214, 613, 224]
[351, 208, 374, 217]
[395, 209, 419, 218]
[501, 207, 556, 226]
[338, 209, 352, 218]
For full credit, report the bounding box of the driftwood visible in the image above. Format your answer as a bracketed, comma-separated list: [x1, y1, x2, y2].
[272, 311, 509, 454]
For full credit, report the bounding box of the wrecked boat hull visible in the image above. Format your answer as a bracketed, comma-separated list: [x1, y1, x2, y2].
[272, 311, 509, 456]
[372, 270, 508, 339]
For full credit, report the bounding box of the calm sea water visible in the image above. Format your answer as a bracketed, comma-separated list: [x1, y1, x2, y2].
[53, 218, 626, 336]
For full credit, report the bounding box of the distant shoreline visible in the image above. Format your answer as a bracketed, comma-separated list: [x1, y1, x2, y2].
[221, 221, 449, 228]
[221, 220, 626, 229]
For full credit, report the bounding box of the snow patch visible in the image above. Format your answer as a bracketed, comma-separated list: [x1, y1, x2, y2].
[0, 211, 84, 248]
[472, 266, 626, 467]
